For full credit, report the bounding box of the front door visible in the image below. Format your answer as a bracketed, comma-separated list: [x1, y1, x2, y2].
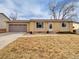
[48, 23, 53, 31]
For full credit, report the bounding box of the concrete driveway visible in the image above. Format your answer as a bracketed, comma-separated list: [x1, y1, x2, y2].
[0, 32, 25, 49]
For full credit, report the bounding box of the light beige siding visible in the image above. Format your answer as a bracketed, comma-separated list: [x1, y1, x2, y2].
[0, 14, 9, 32]
[29, 21, 73, 33]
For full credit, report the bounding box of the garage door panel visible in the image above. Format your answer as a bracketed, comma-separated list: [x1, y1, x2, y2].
[9, 24, 27, 32]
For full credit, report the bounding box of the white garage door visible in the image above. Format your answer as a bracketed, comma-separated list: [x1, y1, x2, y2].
[9, 24, 27, 32]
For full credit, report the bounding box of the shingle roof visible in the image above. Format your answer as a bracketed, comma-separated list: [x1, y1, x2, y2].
[8, 19, 73, 23]
[8, 20, 29, 23]
[0, 13, 10, 20]
[30, 19, 73, 22]
[73, 21, 79, 24]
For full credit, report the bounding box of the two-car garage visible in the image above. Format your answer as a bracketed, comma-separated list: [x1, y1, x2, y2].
[8, 20, 28, 32]
[9, 24, 27, 32]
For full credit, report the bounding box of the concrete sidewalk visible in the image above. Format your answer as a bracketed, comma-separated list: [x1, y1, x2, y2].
[0, 32, 24, 49]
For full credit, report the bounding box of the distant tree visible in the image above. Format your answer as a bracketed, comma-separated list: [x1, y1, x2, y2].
[10, 10, 18, 20]
[49, 0, 78, 21]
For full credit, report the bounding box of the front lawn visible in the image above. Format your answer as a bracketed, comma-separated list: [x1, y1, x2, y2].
[0, 34, 79, 59]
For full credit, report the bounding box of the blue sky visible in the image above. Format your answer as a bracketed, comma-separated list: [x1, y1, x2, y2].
[0, 0, 79, 20]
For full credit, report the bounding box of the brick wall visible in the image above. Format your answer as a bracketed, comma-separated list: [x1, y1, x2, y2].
[0, 29, 6, 33]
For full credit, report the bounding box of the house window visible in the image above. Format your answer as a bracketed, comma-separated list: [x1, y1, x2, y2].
[62, 22, 66, 27]
[36, 22, 43, 28]
[49, 24, 52, 29]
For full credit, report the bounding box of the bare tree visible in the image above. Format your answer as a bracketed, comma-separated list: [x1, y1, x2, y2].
[49, 0, 57, 19]
[49, 0, 78, 21]
[10, 10, 18, 20]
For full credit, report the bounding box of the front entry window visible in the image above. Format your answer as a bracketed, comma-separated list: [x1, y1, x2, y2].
[36, 22, 43, 28]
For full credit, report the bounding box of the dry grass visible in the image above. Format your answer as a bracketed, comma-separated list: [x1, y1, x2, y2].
[0, 34, 79, 59]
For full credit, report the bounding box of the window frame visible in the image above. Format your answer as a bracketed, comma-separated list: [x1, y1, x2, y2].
[62, 22, 66, 27]
[36, 22, 44, 28]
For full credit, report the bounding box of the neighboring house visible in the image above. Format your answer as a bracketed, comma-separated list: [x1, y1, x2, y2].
[73, 22, 79, 34]
[73, 22, 79, 30]
[0, 13, 10, 33]
[0, 13, 73, 33]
